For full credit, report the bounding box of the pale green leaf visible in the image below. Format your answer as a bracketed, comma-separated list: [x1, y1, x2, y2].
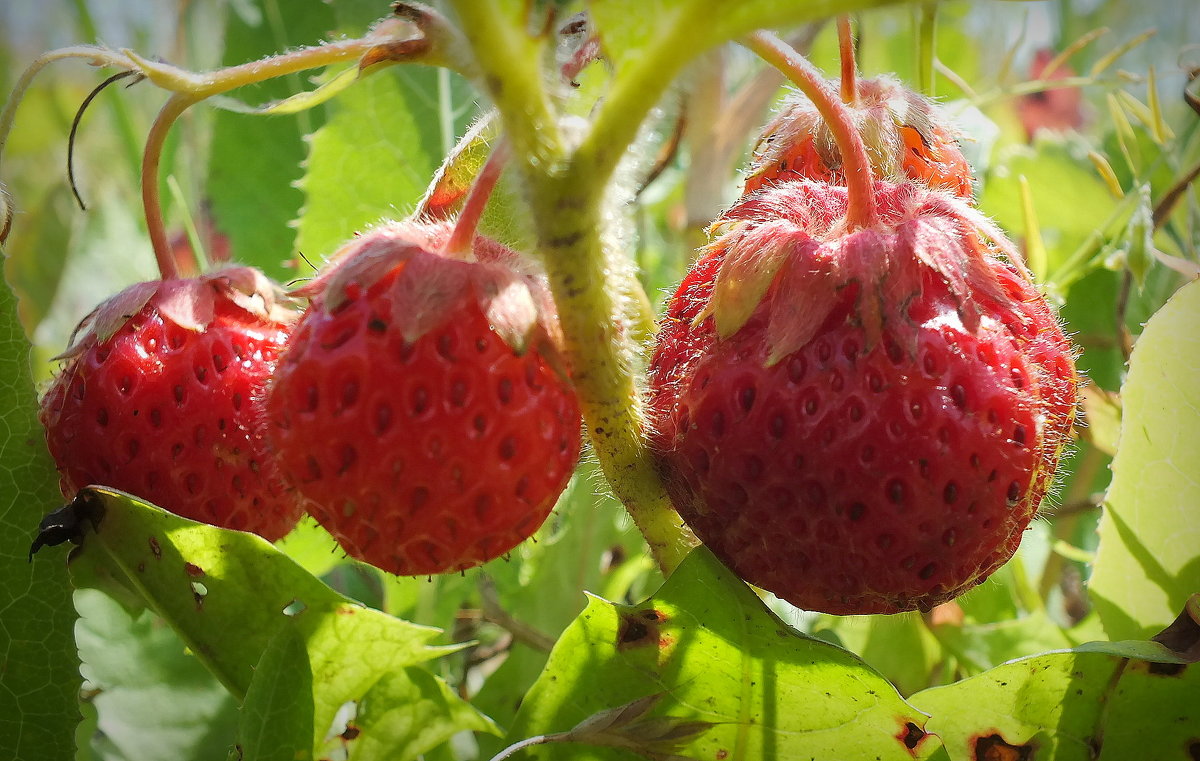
[0, 277, 80, 759]
[1090, 279, 1200, 640]
[344, 667, 499, 761]
[505, 547, 940, 760]
[239, 623, 314, 761]
[59, 487, 460, 750]
[75, 588, 239, 761]
[910, 641, 1198, 761]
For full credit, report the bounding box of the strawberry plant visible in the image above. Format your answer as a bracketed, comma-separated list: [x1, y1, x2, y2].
[1, 2, 1198, 760]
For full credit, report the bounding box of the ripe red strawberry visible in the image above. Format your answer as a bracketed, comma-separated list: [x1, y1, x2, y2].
[39, 268, 304, 541]
[264, 220, 582, 576]
[743, 76, 975, 201]
[648, 180, 1078, 615]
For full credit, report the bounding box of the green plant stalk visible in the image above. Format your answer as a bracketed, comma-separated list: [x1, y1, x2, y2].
[445, 0, 693, 575]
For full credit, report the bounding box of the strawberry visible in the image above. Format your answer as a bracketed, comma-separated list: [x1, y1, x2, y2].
[743, 76, 975, 201]
[39, 268, 304, 541]
[264, 220, 582, 576]
[647, 180, 1078, 614]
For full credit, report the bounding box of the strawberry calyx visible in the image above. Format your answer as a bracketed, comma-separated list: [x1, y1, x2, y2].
[700, 180, 1021, 364]
[297, 219, 562, 356]
[57, 265, 296, 360]
[745, 75, 973, 200]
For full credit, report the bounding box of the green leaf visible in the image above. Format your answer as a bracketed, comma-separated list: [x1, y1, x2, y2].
[75, 588, 239, 761]
[343, 666, 500, 761]
[909, 641, 1199, 761]
[505, 547, 940, 760]
[205, 0, 337, 281]
[1090, 279, 1200, 640]
[0, 278, 80, 759]
[239, 623, 314, 761]
[61, 487, 460, 750]
[295, 67, 473, 266]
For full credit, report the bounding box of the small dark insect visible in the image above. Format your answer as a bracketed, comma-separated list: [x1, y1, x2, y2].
[28, 489, 104, 561]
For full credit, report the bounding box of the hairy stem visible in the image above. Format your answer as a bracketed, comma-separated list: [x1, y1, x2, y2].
[141, 94, 197, 280]
[838, 16, 858, 105]
[744, 31, 877, 230]
[444, 140, 509, 257]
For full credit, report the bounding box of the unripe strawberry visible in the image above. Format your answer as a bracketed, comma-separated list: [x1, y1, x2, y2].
[744, 76, 974, 200]
[648, 180, 1077, 615]
[39, 268, 304, 540]
[264, 221, 582, 576]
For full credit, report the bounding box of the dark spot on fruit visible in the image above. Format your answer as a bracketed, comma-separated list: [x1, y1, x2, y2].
[374, 403, 393, 435]
[847, 398, 864, 422]
[842, 338, 859, 359]
[1013, 425, 1027, 446]
[515, 476, 530, 499]
[475, 336, 488, 353]
[171, 443, 184, 460]
[338, 444, 357, 475]
[877, 534, 894, 550]
[792, 454, 805, 471]
[473, 414, 488, 434]
[867, 368, 885, 392]
[118, 375, 134, 394]
[943, 528, 957, 547]
[887, 478, 907, 505]
[709, 410, 726, 437]
[787, 355, 806, 384]
[1007, 481, 1021, 506]
[972, 733, 1033, 761]
[368, 318, 387, 333]
[185, 473, 202, 495]
[900, 722, 926, 750]
[901, 555, 915, 570]
[174, 385, 185, 405]
[217, 418, 227, 432]
[474, 493, 493, 520]
[803, 393, 819, 416]
[411, 386, 430, 416]
[193, 363, 208, 384]
[499, 436, 517, 461]
[411, 486, 430, 509]
[944, 481, 959, 504]
[922, 350, 942, 376]
[829, 370, 844, 392]
[849, 502, 866, 521]
[949, 384, 966, 408]
[231, 393, 242, 411]
[449, 379, 469, 407]
[96, 408, 109, 427]
[919, 563, 937, 580]
[803, 480, 826, 506]
[126, 438, 140, 460]
[497, 377, 513, 405]
[232, 475, 245, 497]
[212, 350, 228, 373]
[737, 384, 756, 413]
[691, 448, 710, 474]
[437, 332, 456, 360]
[341, 379, 359, 411]
[885, 339, 903, 364]
[967, 501, 978, 515]
[305, 456, 322, 482]
[742, 456, 763, 480]
[970, 453, 981, 468]
[860, 445, 875, 463]
[193, 425, 208, 445]
[816, 340, 833, 363]
[988, 469, 998, 482]
[768, 412, 787, 438]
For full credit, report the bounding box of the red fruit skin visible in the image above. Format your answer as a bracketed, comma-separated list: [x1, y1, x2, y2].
[649, 181, 1077, 615]
[40, 283, 302, 541]
[744, 76, 974, 201]
[265, 223, 582, 576]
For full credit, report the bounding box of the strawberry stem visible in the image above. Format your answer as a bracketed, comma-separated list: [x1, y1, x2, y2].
[444, 139, 509, 258]
[744, 30, 877, 230]
[838, 16, 858, 106]
[143, 93, 198, 280]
